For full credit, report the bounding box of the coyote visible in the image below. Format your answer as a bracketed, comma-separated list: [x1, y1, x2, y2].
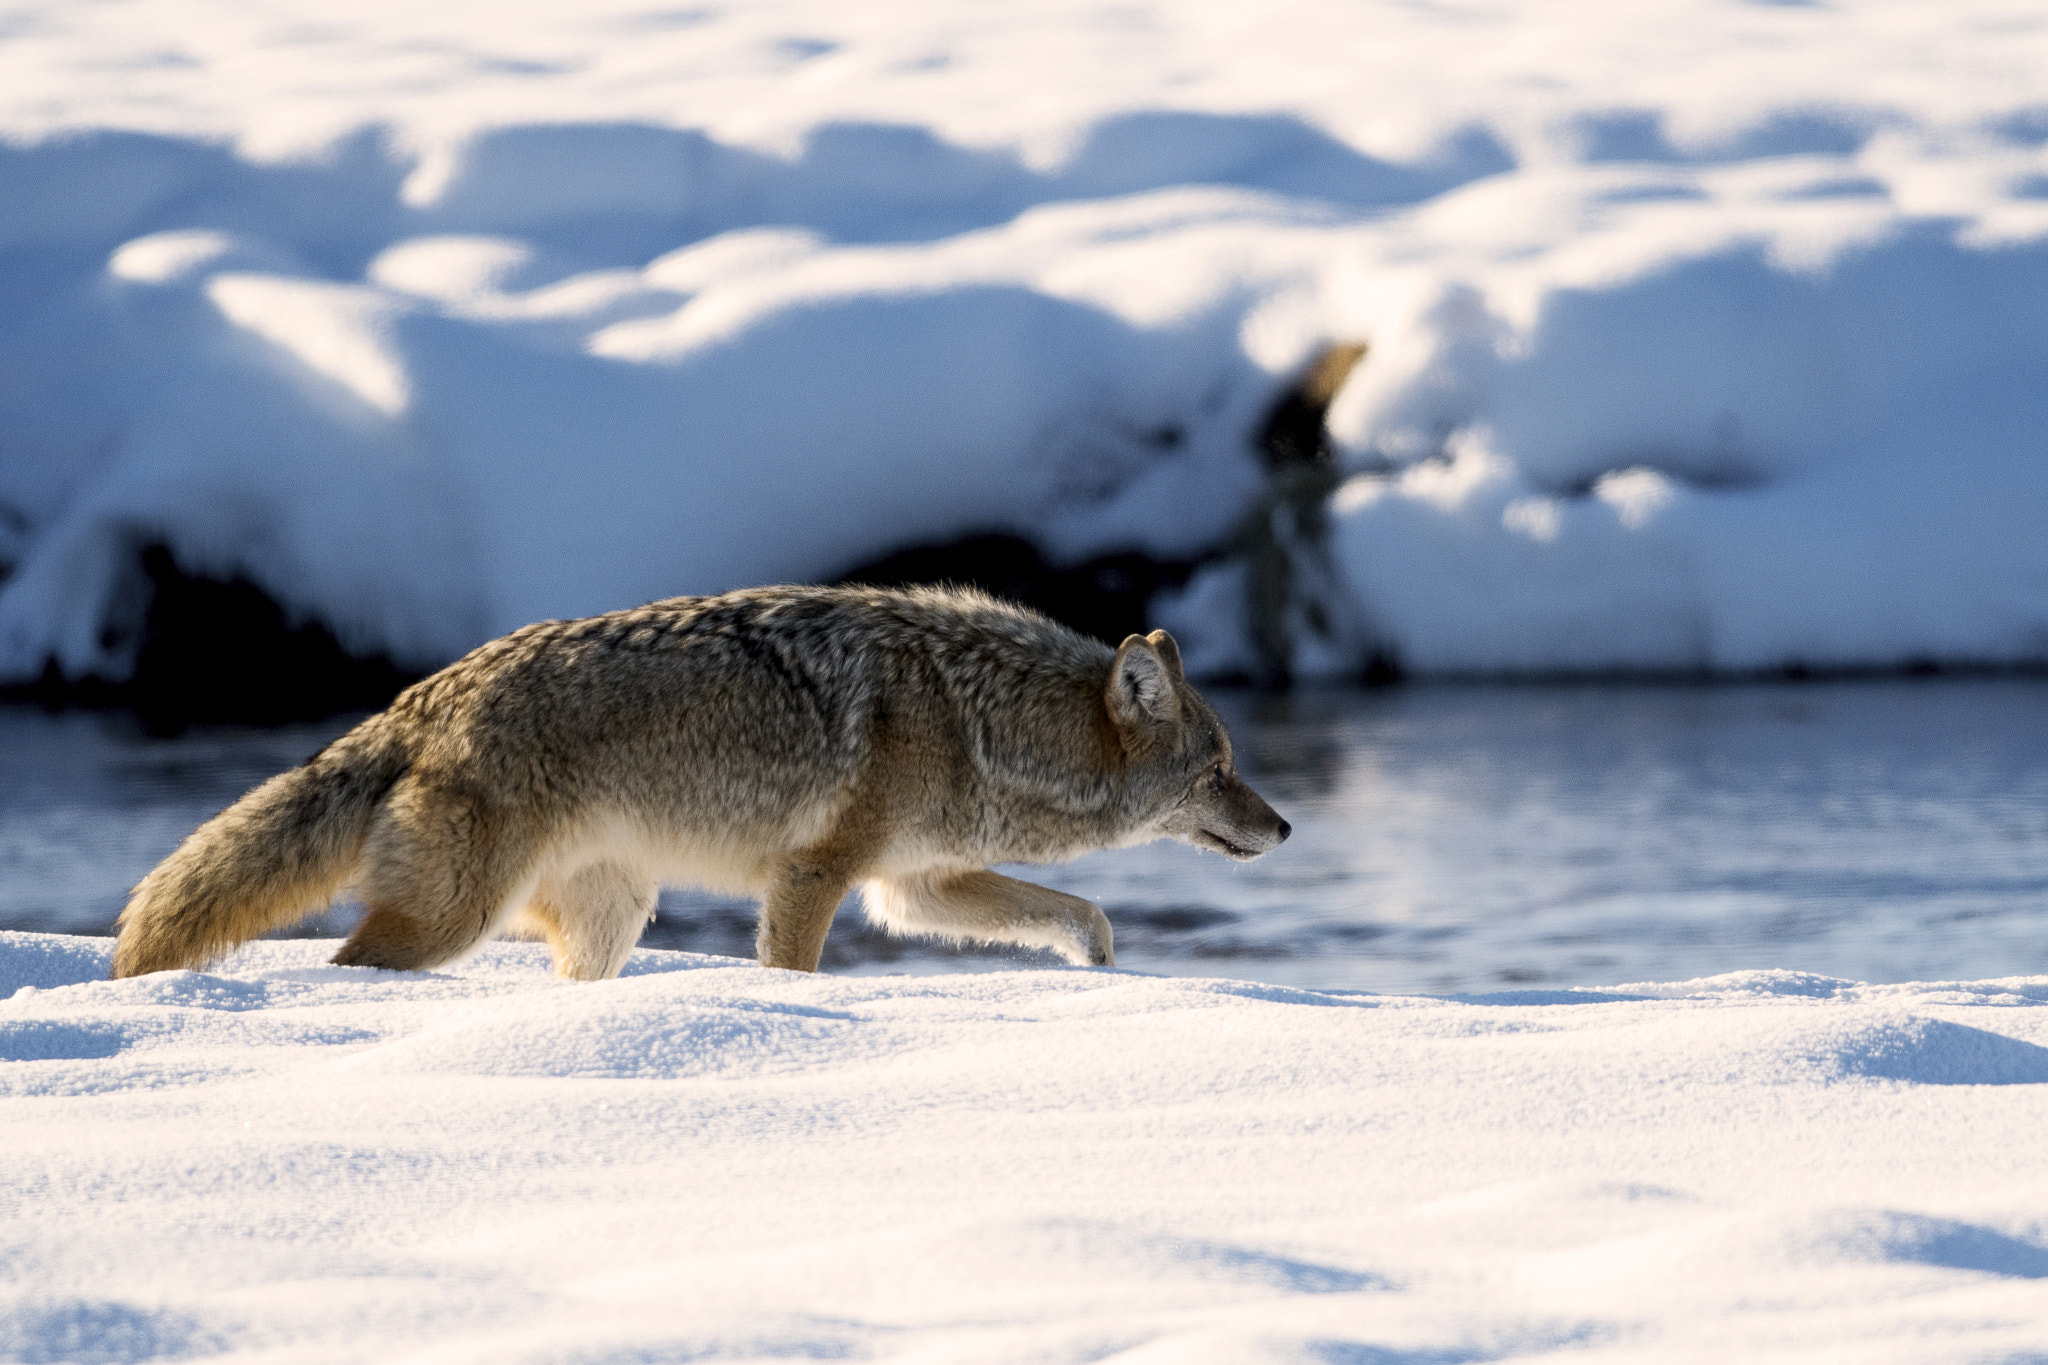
[111, 585, 1290, 980]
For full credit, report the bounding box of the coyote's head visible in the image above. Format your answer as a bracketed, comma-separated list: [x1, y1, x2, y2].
[1105, 630, 1291, 861]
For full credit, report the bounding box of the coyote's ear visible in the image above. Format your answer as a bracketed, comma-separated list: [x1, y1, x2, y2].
[1108, 634, 1181, 727]
[1145, 629, 1184, 683]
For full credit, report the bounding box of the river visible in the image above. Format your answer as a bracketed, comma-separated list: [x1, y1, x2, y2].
[5, 677, 2043, 993]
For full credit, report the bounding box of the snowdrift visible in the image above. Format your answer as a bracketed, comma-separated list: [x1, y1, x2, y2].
[3, 2, 2048, 690]
[4, 932, 2046, 1362]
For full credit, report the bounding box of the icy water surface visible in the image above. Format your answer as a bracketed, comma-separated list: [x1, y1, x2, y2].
[3, 679, 2043, 994]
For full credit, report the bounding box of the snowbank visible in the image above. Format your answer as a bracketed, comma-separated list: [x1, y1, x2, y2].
[3, 1, 2048, 684]
[3, 932, 2046, 1362]
[1312, 212, 2048, 675]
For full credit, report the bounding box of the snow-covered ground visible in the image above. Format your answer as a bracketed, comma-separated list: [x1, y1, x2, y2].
[4, 1, 2048, 683]
[4, 933, 2047, 1363]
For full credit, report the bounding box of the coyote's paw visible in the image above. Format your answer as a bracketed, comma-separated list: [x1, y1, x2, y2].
[1071, 904, 1114, 968]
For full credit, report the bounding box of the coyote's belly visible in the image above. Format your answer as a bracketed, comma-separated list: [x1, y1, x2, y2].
[531, 803, 845, 901]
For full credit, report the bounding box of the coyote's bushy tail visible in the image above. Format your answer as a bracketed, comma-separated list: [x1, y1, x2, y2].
[111, 717, 412, 978]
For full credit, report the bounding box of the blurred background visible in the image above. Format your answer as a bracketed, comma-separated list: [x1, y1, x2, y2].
[2, 0, 2044, 990]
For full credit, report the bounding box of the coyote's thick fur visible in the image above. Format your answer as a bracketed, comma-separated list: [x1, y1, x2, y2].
[112, 585, 1290, 980]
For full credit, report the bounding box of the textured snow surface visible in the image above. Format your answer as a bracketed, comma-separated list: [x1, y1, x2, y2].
[3, 932, 2047, 1363]
[4, 1, 2048, 681]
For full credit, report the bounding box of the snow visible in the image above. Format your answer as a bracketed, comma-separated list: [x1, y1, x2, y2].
[4, 931, 2046, 1362]
[5, 1, 2048, 683]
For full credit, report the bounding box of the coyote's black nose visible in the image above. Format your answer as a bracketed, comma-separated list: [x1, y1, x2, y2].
[1276, 819, 1292, 842]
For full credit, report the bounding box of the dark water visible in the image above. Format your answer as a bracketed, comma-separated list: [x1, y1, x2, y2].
[5, 678, 2044, 994]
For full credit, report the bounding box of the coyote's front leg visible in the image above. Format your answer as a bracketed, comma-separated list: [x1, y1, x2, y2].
[757, 853, 860, 972]
[862, 869, 1114, 966]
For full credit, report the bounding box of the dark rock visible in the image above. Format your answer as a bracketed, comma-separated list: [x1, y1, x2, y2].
[4, 544, 420, 735]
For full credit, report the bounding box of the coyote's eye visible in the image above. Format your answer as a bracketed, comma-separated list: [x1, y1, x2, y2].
[1211, 763, 1226, 782]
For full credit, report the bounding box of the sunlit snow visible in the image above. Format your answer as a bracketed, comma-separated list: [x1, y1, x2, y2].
[4, 1, 2047, 681]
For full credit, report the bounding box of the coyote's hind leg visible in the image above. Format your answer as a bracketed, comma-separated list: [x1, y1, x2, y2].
[863, 870, 1113, 967]
[332, 780, 537, 972]
[520, 862, 658, 981]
